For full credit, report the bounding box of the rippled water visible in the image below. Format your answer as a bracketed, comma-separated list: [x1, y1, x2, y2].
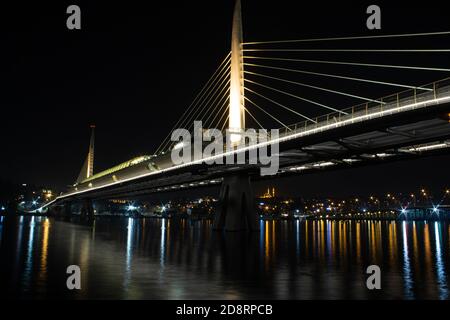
[0, 215, 449, 299]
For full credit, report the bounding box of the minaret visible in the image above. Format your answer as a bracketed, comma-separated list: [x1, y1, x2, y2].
[229, 0, 245, 144]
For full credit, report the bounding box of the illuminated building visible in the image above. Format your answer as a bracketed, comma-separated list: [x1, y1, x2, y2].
[261, 187, 276, 199]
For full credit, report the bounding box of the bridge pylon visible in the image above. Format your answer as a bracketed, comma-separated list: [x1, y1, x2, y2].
[76, 125, 96, 184]
[213, 173, 259, 232]
[229, 0, 245, 145]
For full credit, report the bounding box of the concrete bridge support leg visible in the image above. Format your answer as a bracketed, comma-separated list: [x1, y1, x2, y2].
[81, 199, 95, 220]
[213, 173, 259, 232]
[63, 202, 72, 217]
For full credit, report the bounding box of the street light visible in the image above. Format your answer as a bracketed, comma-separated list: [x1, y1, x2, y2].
[127, 204, 138, 211]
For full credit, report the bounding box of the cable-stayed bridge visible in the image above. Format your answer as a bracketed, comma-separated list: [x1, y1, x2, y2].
[36, 1, 450, 231]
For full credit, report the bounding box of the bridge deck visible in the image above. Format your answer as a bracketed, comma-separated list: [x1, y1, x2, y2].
[37, 78, 450, 209]
[276, 78, 450, 142]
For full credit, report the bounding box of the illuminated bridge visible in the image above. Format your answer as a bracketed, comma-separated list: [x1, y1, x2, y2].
[36, 1, 450, 231]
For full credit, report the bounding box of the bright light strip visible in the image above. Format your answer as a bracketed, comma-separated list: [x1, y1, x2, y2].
[290, 166, 307, 171]
[313, 162, 335, 168]
[33, 94, 450, 212]
[408, 143, 449, 152]
[376, 153, 394, 158]
[343, 159, 360, 163]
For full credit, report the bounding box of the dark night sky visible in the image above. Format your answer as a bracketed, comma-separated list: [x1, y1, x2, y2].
[1, 0, 449, 197]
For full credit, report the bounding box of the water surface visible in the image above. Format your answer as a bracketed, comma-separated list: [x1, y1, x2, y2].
[0, 215, 449, 299]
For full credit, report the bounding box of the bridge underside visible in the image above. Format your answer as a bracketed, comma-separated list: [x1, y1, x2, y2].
[43, 100, 450, 232]
[52, 101, 450, 202]
[278, 108, 450, 176]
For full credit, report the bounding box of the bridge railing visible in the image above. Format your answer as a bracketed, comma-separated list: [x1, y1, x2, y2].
[209, 78, 450, 150]
[276, 77, 450, 140]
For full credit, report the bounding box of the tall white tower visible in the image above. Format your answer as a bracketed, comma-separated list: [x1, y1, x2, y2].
[75, 125, 95, 184]
[229, 0, 245, 144]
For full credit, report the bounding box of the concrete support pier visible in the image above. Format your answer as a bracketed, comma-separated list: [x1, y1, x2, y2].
[81, 199, 95, 219]
[213, 173, 259, 232]
[63, 202, 72, 217]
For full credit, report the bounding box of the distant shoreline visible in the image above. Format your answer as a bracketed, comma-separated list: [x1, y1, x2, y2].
[2, 213, 450, 222]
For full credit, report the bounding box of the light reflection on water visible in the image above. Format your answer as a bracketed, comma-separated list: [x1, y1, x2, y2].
[435, 222, 449, 299]
[0, 216, 449, 300]
[402, 221, 413, 299]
